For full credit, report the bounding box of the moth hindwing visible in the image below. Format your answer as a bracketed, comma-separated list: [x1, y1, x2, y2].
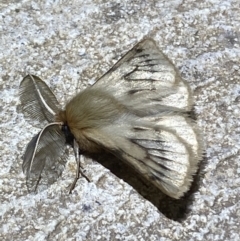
[20, 38, 202, 198]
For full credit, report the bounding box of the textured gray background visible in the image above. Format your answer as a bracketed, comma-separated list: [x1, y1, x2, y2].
[0, 0, 239, 240]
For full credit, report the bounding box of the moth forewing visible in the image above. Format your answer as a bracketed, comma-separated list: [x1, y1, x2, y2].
[81, 115, 200, 199]
[19, 75, 61, 125]
[93, 39, 193, 110]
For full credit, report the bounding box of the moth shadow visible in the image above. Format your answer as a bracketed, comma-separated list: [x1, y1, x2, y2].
[88, 152, 206, 222]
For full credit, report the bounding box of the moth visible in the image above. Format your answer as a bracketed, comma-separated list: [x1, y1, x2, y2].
[19, 38, 202, 199]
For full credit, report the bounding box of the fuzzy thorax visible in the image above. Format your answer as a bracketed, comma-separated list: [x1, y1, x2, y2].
[56, 88, 126, 152]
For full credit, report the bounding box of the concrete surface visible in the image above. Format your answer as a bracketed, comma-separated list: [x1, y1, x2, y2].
[0, 0, 239, 240]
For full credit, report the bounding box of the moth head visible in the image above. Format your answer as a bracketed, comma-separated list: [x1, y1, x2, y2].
[61, 123, 75, 147]
[55, 110, 75, 147]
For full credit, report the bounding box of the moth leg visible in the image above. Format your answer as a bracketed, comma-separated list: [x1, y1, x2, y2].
[79, 155, 90, 182]
[69, 140, 90, 194]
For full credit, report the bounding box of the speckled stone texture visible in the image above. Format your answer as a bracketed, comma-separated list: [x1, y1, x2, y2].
[0, 0, 239, 240]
